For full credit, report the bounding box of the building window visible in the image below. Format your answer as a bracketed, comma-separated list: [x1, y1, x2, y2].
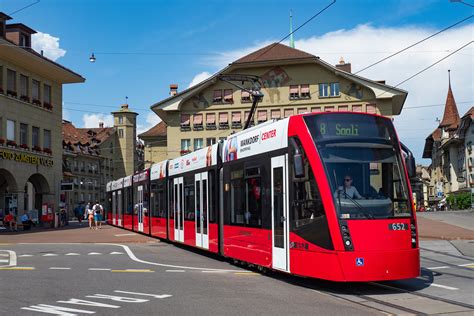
[219, 137, 227, 142]
[194, 138, 203, 150]
[181, 139, 191, 155]
[44, 129, 51, 149]
[32, 126, 39, 147]
[7, 120, 15, 141]
[206, 138, 216, 146]
[352, 105, 362, 112]
[232, 111, 242, 128]
[271, 110, 281, 120]
[118, 129, 124, 138]
[219, 112, 229, 129]
[284, 109, 294, 118]
[193, 114, 203, 131]
[330, 82, 340, 97]
[20, 123, 28, 146]
[213, 90, 222, 103]
[119, 117, 123, 124]
[311, 107, 321, 113]
[180, 114, 191, 131]
[241, 90, 251, 103]
[32, 79, 40, 102]
[300, 84, 310, 98]
[20, 75, 29, 101]
[318, 83, 328, 98]
[223, 89, 233, 103]
[289, 85, 299, 99]
[206, 113, 216, 129]
[325, 106, 335, 112]
[297, 108, 308, 114]
[44, 84, 51, 105]
[366, 104, 377, 114]
[244, 111, 254, 127]
[338, 105, 348, 112]
[257, 110, 267, 123]
[7, 69, 16, 96]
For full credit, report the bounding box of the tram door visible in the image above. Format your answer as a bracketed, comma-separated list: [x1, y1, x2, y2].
[173, 177, 184, 242]
[137, 185, 144, 232]
[271, 155, 289, 272]
[112, 192, 117, 225]
[195, 172, 209, 249]
[117, 190, 122, 226]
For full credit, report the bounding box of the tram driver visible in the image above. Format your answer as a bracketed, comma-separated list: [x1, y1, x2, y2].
[334, 175, 363, 200]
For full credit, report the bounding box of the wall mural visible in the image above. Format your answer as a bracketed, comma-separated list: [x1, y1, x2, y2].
[259, 67, 291, 103]
[192, 92, 209, 109]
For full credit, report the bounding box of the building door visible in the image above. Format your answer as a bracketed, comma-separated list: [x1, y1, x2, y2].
[137, 185, 144, 232]
[117, 189, 122, 226]
[112, 191, 116, 225]
[173, 177, 184, 242]
[195, 172, 209, 249]
[271, 155, 289, 272]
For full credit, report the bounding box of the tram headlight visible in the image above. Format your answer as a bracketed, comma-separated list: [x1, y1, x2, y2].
[340, 221, 354, 251]
[410, 220, 417, 248]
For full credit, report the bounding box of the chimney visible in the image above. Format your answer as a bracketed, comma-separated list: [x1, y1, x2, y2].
[99, 122, 104, 128]
[335, 56, 352, 73]
[5, 23, 36, 48]
[170, 84, 178, 96]
[0, 12, 12, 38]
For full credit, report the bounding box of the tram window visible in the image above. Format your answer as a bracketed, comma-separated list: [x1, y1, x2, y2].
[208, 170, 216, 223]
[169, 180, 174, 219]
[124, 187, 133, 215]
[184, 175, 195, 220]
[230, 165, 246, 225]
[151, 180, 166, 218]
[289, 137, 333, 250]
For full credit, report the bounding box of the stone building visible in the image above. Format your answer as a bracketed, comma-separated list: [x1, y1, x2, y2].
[62, 104, 142, 212]
[145, 43, 408, 160]
[138, 121, 167, 168]
[423, 74, 473, 204]
[0, 12, 84, 222]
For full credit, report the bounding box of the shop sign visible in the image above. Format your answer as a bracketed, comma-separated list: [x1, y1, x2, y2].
[0, 148, 54, 167]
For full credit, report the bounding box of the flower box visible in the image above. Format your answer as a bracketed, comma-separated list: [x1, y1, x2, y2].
[7, 140, 17, 147]
[43, 102, 53, 110]
[180, 150, 191, 155]
[20, 95, 30, 102]
[0, 138, 5, 145]
[7, 90, 17, 97]
[32, 99, 41, 106]
[20, 143, 29, 150]
[43, 148, 52, 154]
[33, 145, 42, 152]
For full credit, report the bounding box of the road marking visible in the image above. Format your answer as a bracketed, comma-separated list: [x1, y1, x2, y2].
[65, 253, 80, 256]
[427, 266, 449, 270]
[50, 267, 71, 270]
[114, 291, 172, 299]
[22, 304, 95, 314]
[201, 270, 229, 273]
[101, 243, 240, 272]
[0, 259, 8, 263]
[88, 252, 102, 255]
[166, 269, 185, 272]
[0, 266, 35, 270]
[110, 252, 123, 255]
[0, 250, 16, 267]
[111, 269, 154, 273]
[18, 254, 33, 257]
[458, 263, 474, 267]
[89, 268, 111, 271]
[429, 283, 459, 290]
[234, 272, 259, 275]
[0, 253, 8, 257]
[42, 254, 58, 257]
[115, 233, 137, 236]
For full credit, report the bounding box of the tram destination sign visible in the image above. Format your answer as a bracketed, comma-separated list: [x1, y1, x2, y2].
[0, 148, 54, 167]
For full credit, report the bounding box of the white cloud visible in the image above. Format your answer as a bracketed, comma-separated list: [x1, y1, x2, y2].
[32, 32, 66, 61]
[201, 24, 473, 162]
[137, 113, 162, 136]
[188, 71, 213, 88]
[82, 113, 114, 128]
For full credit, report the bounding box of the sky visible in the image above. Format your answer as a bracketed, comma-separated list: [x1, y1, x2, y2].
[0, 0, 472, 164]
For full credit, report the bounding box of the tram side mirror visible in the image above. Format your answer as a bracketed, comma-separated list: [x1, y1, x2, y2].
[293, 153, 305, 178]
[406, 154, 416, 179]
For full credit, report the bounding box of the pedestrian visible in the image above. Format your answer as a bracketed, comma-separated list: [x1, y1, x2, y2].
[20, 211, 35, 230]
[85, 202, 94, 229]
[4, 212, 18, 232]
[93, 201, 104, 229]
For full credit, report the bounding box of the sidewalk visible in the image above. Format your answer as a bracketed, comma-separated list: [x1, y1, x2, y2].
[0, 221, 157, 244]
[417, 211, 474, 240]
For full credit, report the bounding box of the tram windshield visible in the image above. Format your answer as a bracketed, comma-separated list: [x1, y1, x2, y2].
[304, 113, 412, 219]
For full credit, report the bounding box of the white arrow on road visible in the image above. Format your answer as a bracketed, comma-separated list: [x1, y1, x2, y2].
[0, 250, 17, 267]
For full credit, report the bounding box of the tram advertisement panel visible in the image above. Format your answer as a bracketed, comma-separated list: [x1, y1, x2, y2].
[169, 145, 217, 176]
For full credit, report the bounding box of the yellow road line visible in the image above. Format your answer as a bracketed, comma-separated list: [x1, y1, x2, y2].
[0, 267, 35, 270]
[111, 269, 154, 273]
[463, 264, 474, 269]
[234, 272, 259, 276]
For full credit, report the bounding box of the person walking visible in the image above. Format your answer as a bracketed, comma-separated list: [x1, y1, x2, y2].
[85, 202, 94, 229]
[93, 201, 103, 230]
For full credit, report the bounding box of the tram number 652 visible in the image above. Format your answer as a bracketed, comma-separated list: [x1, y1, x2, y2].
[389, 223, 408, 230]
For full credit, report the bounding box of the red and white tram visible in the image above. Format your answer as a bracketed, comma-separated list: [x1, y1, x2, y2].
[106, 112, 420, 282]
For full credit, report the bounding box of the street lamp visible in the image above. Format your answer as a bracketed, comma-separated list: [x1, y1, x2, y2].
[89, 53, 96, 63]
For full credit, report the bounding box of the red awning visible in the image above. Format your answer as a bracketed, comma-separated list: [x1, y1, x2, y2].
[206, 113, 215, 124]
[300, 84, 310, 93]
[193, 114, 203, 125]
[284, 109, 293, 117]
[181, 114, 190, 125]
[219, 112, 228, 123]
[271, 110, 281, 119]
[298, 108, 308, 114]
[289, 85, 299, 93]
[311, 107, 321, 113]
[257, 111, 267, 121]
[232, 112, 241, 123]
[352, 105, 362, 112]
